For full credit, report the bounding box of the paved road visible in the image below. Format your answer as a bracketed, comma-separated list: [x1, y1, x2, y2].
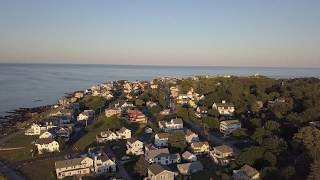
[105, 145, 132, 180]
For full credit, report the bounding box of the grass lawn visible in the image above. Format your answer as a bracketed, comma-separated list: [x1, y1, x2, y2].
[17, 156, 64, 180]
[0, 134, 37, 162]
[74, 115, 123, 151]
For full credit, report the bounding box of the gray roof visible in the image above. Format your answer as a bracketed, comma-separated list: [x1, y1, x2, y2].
[55, 157, 92, 169]
[146, 148, 169, 160]
[171, 118, 183, 124]
[148, 163, 168, 175]
[182, 151, 194, 159]
[177, 161, 203, 174]
[214, 145, 233, 154]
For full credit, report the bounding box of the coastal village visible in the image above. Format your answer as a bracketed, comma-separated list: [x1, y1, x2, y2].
[1, 75, 320, 180]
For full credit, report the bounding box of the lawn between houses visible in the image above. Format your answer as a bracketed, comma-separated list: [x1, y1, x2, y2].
[74, 115, 123, 151]
[0, 134, 37, 162]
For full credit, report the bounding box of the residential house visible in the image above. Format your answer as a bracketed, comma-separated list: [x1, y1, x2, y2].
[39, 131, 54, 139]
[105, 107, 121, 118]
[116, 127, 131, 139]
[150, 84, 158, 89]
[144, 163, 174, 180]
[159, 109, 171, 116]
[145, 148, 180, 165]
[191, 141, 210, 154]
[177, 94, 189, 105]
[96, 130, 118, 143]
[77, 110, 94, 122]
[195, 106, 208, 118]
[128, 110, 147, 123]
[25, 123, 41, 135]
[54, 127, 72, 142]
[210, 145, 234, 166]
[73, 91, 84, 99]
[154, 133, 170, 147]
[220, 120, 241, 135]
[185, 130, 199, 144]
[146, 101, 157, 108]
[55, 157, 94, 179]
[158, 118, 183, 132]
[233, 164, 260, 180]
[212, 100, 235, 115]
[170, 86, 179, 98]
[177, 161, 204, 175]
[182, 151, 197, 162]
[93, 155, 116, 175]
[35, 138, 60, 154]
[126, 138, 144, 155]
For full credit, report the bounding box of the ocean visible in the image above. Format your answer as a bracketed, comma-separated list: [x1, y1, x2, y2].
[0, 63, 319, 115]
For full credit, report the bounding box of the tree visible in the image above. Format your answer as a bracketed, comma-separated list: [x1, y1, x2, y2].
[261, 167, 282, 180]
[168, 131, 187, 152]
[135, 99, 144, 108]
[262, 136, 287, 155]
[207, 108, 219, 117]
[263, 151, 277, 166]
[81, 96, 106, 113]
[282, 165, 296, 180]
[308, 159, 320, 180]
[264, 120, 280, 133]
[236, 146, 265, 166]
[202, 117, 220, 131]
[293, 126, 320, 159]
[134, 156, 148, 177]
[251, 128, 271, 144]
[232, 128, 249, 139]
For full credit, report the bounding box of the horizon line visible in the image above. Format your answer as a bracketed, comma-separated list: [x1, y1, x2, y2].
[1, 62, 320, 69]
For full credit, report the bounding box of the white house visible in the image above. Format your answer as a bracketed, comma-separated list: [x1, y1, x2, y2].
[210, 145, 234, 166]
[177, 161, 204, 175]
[77, 110, 94, 122]
[94, 155, 116, 175]
[159, 109, 171, 116]
[145, 163, 174, 180]
[105, 107, 121, 117]
[220, 120, 241, 135]
[182, 151, 197, 162]
[116, 127, 131, 139]
[154, 133, 170, 147]
[195, 106, 208, 118]
[145, 148, 180, 165]
[55, 157, 94, 179]
[158, 118, 183, 132]
[39, 131, 54, 139]
[35, 138, 60, 154]
[96, 130, 118, 143]
[185, 130, 199, 144]
[177, 94, 189, 104]
[126, 138, 144, 155]
[190, 141, 210, 154]
[25, 123, 41, 135]
[212, 100, 235, 115]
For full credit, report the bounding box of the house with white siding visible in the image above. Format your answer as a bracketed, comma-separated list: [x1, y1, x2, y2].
[55, 157, 94, 179]
[35, 138, 60, 154]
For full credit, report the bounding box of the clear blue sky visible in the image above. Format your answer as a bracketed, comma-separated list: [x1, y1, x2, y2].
[0, 0, 319, 67]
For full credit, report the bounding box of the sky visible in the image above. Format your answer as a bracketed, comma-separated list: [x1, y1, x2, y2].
[0, 0, 319, 67]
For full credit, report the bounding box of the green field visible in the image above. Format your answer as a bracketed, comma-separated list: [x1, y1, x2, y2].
[0, 134, 37, 162]
[74, 115, 123, 151]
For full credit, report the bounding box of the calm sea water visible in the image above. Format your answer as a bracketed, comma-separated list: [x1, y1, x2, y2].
[0, 63, 319, 115]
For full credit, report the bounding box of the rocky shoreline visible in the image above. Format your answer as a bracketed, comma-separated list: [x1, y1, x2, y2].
[0, 106, 51, 137]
